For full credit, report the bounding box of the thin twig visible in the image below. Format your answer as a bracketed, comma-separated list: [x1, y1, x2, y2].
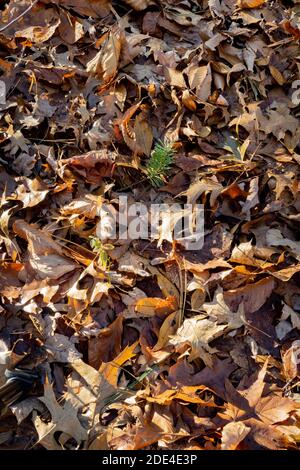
[0, 0, 38, 33]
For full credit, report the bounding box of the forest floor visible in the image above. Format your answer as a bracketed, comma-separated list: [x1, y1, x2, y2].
[0, 0, 300, 450]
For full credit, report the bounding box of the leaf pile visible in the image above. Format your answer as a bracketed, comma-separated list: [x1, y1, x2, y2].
[0, 0, 300, 450]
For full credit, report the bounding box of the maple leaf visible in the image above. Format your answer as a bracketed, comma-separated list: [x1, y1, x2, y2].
[203, 287, 246, 330]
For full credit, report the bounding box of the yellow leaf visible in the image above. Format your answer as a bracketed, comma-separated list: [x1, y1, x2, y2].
[153, 310, 180, 351]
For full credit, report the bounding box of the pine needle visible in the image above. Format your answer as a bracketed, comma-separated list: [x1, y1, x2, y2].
[146, 142, 175, 187]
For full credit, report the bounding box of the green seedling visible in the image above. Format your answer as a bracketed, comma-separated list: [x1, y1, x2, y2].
[146, 141, 175, 187]
[89, 236, 113, 271]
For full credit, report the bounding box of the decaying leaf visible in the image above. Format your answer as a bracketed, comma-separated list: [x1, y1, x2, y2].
[0, 0, 299, 453]
[169, 315, 227, 359]
[238, 0, 265, 9]
[87, 26, 122, 82]
[221, 421, 251, 450]
[34, 381, 87, 450]
[44, 0, 111, 18]
[135, 296, 178, 317]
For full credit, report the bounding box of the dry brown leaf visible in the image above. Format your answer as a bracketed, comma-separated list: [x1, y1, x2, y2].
[133, 112, 153, 156]
[153, 310, 179, 351]
[45, 0, 111, 18]
[182, 90, 197, 111]
[88, 315, 123, 368]
[169, 315, 227, 359]
[224, 277, 275, 314]
[87, 26, 121, 82]
[164, 68, 186, 88]
[269, 65, 285, 86]
[0, 2, 60, 41]
[34, 381, 87, 450]
[255, 395, 296, 425]
[203, 287, 246, 330]
[15, 178, 49, 208]
[61, 150, 115, 183]
[146, 385, 215, 406]
[282, 341, 300, 381]
[1, 0, 300, 452]
[221, 421, 251, 450]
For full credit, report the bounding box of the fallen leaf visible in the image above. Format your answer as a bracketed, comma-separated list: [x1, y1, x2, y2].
[34, 381, 87, 450]
[135, 296, 178, 317]
[221, 421, 251, 450]
[238, 0, 265, 9]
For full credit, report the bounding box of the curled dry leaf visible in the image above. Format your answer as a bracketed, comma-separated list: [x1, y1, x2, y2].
[34, 381, 87, 450]
[221, 421, 251, 450]
[87, 26, 122, 82]
[61, 150, 116, 184]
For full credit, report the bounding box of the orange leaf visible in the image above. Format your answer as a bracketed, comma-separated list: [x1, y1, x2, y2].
[0, 58, 14, 73]
[238, 0, 265, 8]
[146, 385, 217, 406]
[101, 340, 139, 387]
[135, 296, 178, 317]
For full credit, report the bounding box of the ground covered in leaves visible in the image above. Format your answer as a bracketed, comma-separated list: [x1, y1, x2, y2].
[0, 0, 300, 451]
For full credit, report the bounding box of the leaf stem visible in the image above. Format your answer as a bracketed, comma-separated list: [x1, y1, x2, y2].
[0, 1, 38, 33]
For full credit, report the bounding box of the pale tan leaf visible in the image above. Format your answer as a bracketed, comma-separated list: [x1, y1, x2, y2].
[34, 382, 87, 450]
[170, 315, 227, 358]
[87, 27, 121, 82]
[255, 395, 295, 425]
[164, 68, 186, 88]
[221, 421, 251, 450]
[123, 0, 154, 10]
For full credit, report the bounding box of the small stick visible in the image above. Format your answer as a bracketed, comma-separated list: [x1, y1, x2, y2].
[0, 0, 38, 33]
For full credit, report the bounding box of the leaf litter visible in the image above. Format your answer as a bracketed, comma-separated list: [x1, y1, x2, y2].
[0, 0, 299, 451]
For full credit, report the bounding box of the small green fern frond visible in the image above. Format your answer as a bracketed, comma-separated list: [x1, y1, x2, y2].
[146, 142, 175, 187]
